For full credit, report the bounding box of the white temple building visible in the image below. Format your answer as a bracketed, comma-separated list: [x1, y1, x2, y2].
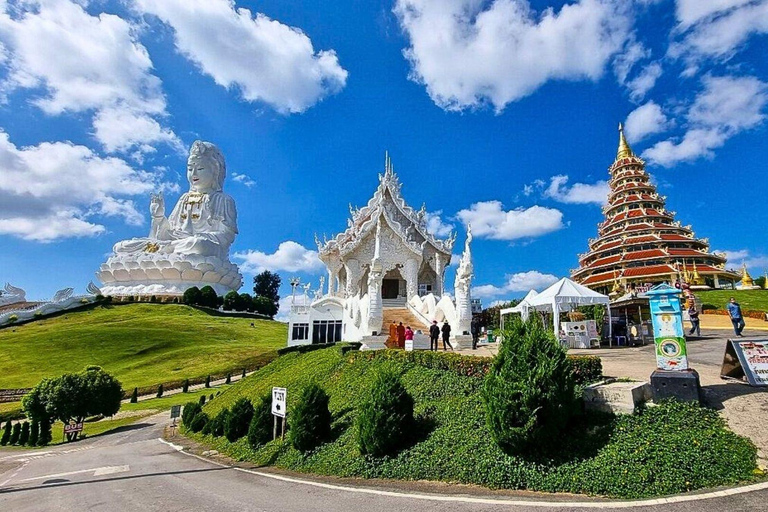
[287, 155, 474, 348]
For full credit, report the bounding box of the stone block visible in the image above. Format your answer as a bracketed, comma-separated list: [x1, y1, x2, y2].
[583, 379, 652, 415]
[650, 369, 701, 403]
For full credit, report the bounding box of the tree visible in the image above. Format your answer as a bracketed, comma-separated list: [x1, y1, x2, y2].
[290, 384, 332, 452]
[182, 401, 202, 426]
[253, 296, 278, 318]
[19, 421, 30, 445]
[182, 379, 190, 393]
[482, 316, 577, 455]
[356, 370, 414, 457]
[248, 393, 273, 449]
[199, 395, 206, 405]
[22, 366, 123, 442]
[225, 398, 254, 442]
[10, 423, 20, 445]
[38, 420, 52, 446]
[0, 420, 11, 445]
[756, 276, 766, 289]
[183, 286, 202, 306]
[156, 384, 164, 398]
[130, 387, 138, 403]
[199, 286, 219, 308]
[222, 291, 242, 311]
[239, 293, 254, 312]
[29, 419, 39, 446]
[253, 270, 281, 315]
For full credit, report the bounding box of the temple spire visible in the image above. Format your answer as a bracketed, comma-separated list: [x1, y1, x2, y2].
[616, 122, 634, 160]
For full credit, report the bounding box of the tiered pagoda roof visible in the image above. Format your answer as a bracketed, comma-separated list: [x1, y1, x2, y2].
[572, 125, 739, 293]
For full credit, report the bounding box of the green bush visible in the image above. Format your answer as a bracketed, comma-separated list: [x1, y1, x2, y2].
[200, 286, 219, 308]
[356, 370, 414, 457]
[242, 368, 247, 378]
[1, 420, 11, 445]
[183, 286, 202, 306]
[222, 291, 241, 311]
[182, 379, 189, 393]
[10, 422, 21, 445]
[188, 412, 209, 433]
[483, 316, 577, 455]
[290, 384, 332, 452]
[130, 387, 138, 403]
[29, 419, 39, 446]
[19, 421, 30, 445]
[225, 398, 254, 442]
[182, 401, 202, 426]
[156, 384, 164, 398]
[38, 419, 52, 446]
[204, 409, 229, 437]
[568, 356, 603, 385]
[225, 373, 231, 385]
[199, 395, 206, 405]
[247, 394, 273, 449]
[205, 375, 211, 388]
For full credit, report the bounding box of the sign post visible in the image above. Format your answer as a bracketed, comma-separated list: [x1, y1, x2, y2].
[646, 284, 700, 402]
[272, 387, 286, 441]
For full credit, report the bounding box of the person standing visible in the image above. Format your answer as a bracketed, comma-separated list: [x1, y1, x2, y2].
[396, 322, 406, 348]
[388, 321, 397, 344]
[688, 304, 700, 337]
[441, 320, 453, 351]
[727, 297, 745, 337]
[470, 317, 480, 350]
[429, 320, 440, 351]
[404, 326, 414, 347]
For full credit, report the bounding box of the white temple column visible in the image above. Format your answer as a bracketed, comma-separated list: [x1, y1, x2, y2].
[404, 258, 420, 300]
[434, 253, 444, 297]
[327, 269, 334, 295]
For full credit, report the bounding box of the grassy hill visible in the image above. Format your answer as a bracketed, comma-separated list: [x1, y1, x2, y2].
[697, 289, 768, 311]
[0, 303, 286, 390]
[190, 346, 757, 499]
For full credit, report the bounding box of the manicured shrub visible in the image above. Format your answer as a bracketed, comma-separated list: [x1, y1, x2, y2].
[356, 370, 414, 457]
[209, 394, 214, 401]
[38, 420, 52, 446]
[10, 423, 21, 445]
[225, 373, 231, 385]
[182, 402, 202, 426]
[156, 384, 164, 398]
[225, 398, 254, 442]
[204, 409, 229, 437]
[199, 395, 206, 405]
[19, 421, 30, 445]
[1, 420, 11, 445]
[247, 393, 273, 449]
[290, 384, 332, 452]
[200, 286, 219, 308]
[182, 379, 189, 393]
[205, 375, 211, 388]
[150, 295, 157, 303]
[189, 412, 209, 433]
[130, 387, 138, 403]
[241, 368, 247, 379]
[483, 316, 577, 455]
[222, 291, 241, 311]
[183, 286, 202, 306]
[253, 295, 278, 318]
[29, 419, 39, 446]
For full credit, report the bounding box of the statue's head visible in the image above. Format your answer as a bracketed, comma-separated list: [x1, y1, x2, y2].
[187, 140, 226, 193]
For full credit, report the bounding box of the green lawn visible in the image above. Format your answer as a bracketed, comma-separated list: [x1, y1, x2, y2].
[0, 303, 286, 390]
[697, 289, 768, 311]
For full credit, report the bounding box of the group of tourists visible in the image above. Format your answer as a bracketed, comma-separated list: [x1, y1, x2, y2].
[388, 320, 454, 351]
[686, 297, 746, 338]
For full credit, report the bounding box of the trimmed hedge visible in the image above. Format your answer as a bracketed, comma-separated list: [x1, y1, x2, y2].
[702, 309, 766, 320]
[247, 394, 273, 449]
[225, 398, 254, 442]
[290, 384, 332, 452]
[278, 342, 337, 356]
[356, 370, 414, 457]
[182, 401, 202, 426]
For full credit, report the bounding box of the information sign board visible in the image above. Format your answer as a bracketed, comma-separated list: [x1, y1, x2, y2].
[563, 321, 598, 349]
[647, 284, 688, 371]
[64, 422, 84, 434]
[170, 405, 181, 419]
[720, 339, 768, 386]
[272, 387, 287, 418]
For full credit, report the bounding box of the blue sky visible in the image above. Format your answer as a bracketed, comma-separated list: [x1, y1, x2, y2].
[1, 0, 767, 310]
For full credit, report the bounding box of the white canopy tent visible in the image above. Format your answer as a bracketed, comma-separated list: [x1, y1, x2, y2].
[526, 277, 611, 341]
[499, 289, 538, 331]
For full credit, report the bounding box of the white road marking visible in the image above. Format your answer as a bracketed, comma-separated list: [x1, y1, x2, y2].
[0, 460, 29, 487]
[18, 465, 130, 482]
[157, 437, 768, 509]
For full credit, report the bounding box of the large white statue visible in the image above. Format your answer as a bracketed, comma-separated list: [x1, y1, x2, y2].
[454, 224, 474, 334]
[0, 283, 26, 306]
[97, 141, 243, 297]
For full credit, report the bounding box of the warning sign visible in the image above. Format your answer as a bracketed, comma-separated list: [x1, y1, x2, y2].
[720, 339, 768, 387]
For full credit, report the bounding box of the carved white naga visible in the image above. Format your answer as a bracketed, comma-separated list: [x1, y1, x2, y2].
[454, 225, 474, 334]
[52, 287, 74, 303]
[0, 283, 26, 306]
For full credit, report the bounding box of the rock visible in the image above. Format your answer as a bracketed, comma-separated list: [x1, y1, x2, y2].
[583, 379, 652, 415]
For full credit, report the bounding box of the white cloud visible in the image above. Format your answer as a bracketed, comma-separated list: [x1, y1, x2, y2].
[135, 0, 348, 113]
[624, 101, 670, 142]
[0, 130, 161, 241]
[234, 241, 323, 274]
[643, 75, 768, 166]
[456, 201, 564, 241]
[232, 172, 256, 188]
[613, 39, 649, 84]
[675, 0, 755, 29]
[626, 61, 662, 101]
[543, 175, 609, 205]
[424, 210, 454, 237]
[0, 0, 178, 154]
[472, 270, 558, 299]
[394, 0, 633, 111]
[717, 248, 768, 271]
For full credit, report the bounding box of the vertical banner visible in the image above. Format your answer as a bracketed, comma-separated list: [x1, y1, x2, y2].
[647, 284, 688, 371]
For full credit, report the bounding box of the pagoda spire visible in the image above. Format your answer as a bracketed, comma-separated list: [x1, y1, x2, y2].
[616, 122, 634, 160]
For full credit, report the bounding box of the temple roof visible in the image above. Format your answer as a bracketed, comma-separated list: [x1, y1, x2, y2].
[316, 154, 455, 261]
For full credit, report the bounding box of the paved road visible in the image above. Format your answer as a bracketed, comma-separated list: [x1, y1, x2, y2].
[0, 413, 766, 511]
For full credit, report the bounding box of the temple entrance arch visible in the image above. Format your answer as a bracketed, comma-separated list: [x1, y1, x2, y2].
[382, 267, 404, 300]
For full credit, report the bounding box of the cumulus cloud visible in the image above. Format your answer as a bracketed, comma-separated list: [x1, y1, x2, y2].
[456, 201, 564, 241]
[394, 0, 633, 111]
[135, 0, 348, 113]
[0, 0, 179, 154]
[232, 172, 256, 188]
[624, 101, 670, 142]
[0, 130, 161, 241]
[472, 270, 558, 299]
[234, 241, 324, 274]
[543, 175, 609, 205]
[424, 210, 454, 237]
[717, 248, 768, 270]
[643, 75, 768, 166]
[626, 61, 662, 101]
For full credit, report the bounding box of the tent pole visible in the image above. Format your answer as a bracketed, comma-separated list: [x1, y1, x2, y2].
[608, 304, 613, 348]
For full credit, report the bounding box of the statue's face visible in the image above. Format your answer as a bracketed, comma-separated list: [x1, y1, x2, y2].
[187, 156, 216, 192]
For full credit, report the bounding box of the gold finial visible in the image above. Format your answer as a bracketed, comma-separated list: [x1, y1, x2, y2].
[617, 122, 634, 160]
[741, 262, 755, 287]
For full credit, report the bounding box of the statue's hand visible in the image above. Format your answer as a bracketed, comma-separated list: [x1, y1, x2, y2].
[149, 192, 165, 218]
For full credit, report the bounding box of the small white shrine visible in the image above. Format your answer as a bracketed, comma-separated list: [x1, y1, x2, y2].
[287, 155, 474, 348]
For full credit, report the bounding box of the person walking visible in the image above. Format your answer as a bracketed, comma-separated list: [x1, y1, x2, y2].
[727, 297, 745, 337]
[441, 320, 453, 351]
[429, 320, 440, 351]
[470, 317, 480, 350]
[396, 322, 406, 348]
[404, 325, 414, 348]
[687, 304, 700, 337]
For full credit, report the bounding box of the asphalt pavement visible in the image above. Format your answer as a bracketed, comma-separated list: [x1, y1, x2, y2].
[1, 412, 767, 511]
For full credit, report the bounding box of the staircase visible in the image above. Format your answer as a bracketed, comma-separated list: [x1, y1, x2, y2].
[382, 307, 430, 333]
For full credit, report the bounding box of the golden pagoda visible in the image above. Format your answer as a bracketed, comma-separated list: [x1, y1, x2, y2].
[571, 124, 740, 294]
[736, 263, 760, 290]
